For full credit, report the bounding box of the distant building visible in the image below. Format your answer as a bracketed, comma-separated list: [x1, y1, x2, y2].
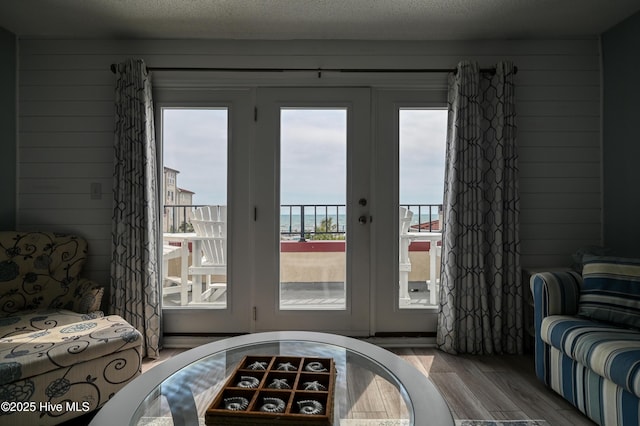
[163, 167, 195, 232]
[176, 188, 195, 231]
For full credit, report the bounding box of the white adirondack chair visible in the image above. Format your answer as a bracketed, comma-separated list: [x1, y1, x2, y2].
[399, 206, 414, 305]
[189, 205, 227, 302]
[399, 206, 443, 306]
[162, 243, 192, 306]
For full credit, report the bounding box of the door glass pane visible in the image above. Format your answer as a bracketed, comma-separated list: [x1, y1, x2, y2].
[280, 108, 347, 310]
[162, 108, 228, 309]
[398, 109, 447, 309]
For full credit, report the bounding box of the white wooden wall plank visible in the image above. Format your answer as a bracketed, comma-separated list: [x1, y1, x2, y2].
[19, 38, 599, 56]
[520, 208, 600, 224]
[19, 207, 112, 224]
[520, 193, 601, 209]
[19, 85, 114, 101]
[19, 52, 600, 72]
[20, 194, 112, 209]
[518, 116, 600, 132]
[20, 147, 113, 163]
[520, 177, 600, 193]
[20, 100, 114, 116]
[517, 85, 599, 101]
[522, 240, 601, 256]
[518, 131, 599, 147]
[19, 163, 113, 178]
[518, 146, 600, 162]
[19, 178, 112, 195]
[519, 162, 600, 178]
[20, 70, 111, 86]
[518, 100, 599, 117]
[20, 117, 114, 132]
[20, 133, 113, 148]
[520, 224, 600, 241]
[525, 255, 577, 268]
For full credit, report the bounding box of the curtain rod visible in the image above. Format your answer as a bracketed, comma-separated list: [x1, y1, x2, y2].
[109, 64, 517, 75]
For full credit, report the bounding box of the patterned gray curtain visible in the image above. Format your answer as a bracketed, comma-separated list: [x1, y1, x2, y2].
[111, 59, 161, 359]
[436, 61, 522, 355]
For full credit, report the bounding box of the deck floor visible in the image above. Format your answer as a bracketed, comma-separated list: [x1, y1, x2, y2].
[163, 281, 435, 308]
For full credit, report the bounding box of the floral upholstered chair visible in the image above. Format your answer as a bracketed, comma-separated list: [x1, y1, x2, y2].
[0, 231, 142, 425]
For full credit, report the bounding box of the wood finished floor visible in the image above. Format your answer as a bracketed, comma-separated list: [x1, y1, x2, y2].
[140, 347, 596, 426]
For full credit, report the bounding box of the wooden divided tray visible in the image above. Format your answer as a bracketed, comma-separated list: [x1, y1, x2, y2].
[205, 355, 335, 425]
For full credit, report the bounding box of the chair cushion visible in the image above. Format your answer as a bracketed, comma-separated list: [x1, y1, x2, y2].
[577, 255, 640, 329]
[0, 309, 104, 338]
[0, 315, 141, 385]
[541, 315, 640, 398]
[0, 232, 92, 315]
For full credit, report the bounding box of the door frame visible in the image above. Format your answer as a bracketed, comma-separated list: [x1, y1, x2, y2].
[252, 87, 372, 335]
[372, 89, 448, 334]
[154, 88, 255, 334]
[153, 73, 448, 337]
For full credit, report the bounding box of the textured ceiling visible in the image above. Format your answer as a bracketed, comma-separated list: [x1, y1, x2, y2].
[0, 0, 639, 40]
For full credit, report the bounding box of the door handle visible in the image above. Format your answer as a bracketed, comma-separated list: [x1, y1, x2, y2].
[359, 215, 372, 225]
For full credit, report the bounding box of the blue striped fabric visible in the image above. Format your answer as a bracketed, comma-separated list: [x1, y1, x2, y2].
[531, 271, 581, 382]
[548, 346, 640, 425]
[541, 315, 640, 398]
[578, 256, 640, 329]
[532, 270, 640, 425]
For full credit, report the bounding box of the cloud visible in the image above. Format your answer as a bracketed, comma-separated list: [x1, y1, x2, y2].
[399, 109, 447, 203]
[281, 109, 347, 204]
[161, 107, 448, 207]
[163, 109, 228, 204]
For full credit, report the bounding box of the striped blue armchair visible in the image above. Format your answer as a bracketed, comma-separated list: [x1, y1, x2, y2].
[532, 263, 640, 426]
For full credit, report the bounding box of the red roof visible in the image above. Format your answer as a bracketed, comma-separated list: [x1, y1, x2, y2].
[411, 220, 440, 231]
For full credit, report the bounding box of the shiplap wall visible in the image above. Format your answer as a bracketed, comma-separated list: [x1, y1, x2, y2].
[17, 39, 602, 284]
[0, 28, 16, 230]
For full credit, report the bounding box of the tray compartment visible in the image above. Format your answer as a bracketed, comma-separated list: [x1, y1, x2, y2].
[297, 372, 330, 391]
[292, 392, 329, 416]
[265, 371, 297, 390]
[229, 371, 265, 389]
[301, 357, 331, 373]
[210, 388, 257, 412]
[251, 390, 293, 414]
[240, 355, 273, 371]
[205, 355, 335, 425]
[272, 356, 302, 372]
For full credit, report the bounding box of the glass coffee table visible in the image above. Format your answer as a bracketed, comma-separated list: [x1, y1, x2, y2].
[90, 331, 453, 426]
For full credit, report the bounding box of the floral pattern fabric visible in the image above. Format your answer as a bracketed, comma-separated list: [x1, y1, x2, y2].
[0, 232, 103, 316]
[0, 309, 104, 339]
[0, 231, 142, 425]
[0, 315, 140, 386]
[0, 347, 141, 425]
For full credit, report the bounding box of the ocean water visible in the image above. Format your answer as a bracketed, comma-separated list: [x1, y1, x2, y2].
[280, 213, 438, 233]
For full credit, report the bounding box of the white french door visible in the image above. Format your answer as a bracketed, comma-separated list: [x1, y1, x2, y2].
[156, 83, 446, 337]
[156, 89, 254, 334]
[252, 88, 372, 335]
[373, 89, 447, 333]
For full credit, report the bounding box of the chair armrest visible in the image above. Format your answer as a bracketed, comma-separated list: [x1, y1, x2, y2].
[73, 278, 105, 314]
[531, 270, 582, 382]
[531, 271, 582, 327]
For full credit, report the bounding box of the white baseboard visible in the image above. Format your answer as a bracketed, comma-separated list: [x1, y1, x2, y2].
[162, 334, 437, 349]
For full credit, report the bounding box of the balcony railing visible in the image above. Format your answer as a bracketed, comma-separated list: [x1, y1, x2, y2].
[162, 203, 443, 307]
[163, 204, 204, 233]
[163, 203, 443, 237]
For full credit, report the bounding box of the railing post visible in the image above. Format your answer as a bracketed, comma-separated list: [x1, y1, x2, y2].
[298, 205, 306, 242]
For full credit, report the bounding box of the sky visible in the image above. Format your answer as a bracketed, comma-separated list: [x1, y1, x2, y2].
[162, 107, 447, 206]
